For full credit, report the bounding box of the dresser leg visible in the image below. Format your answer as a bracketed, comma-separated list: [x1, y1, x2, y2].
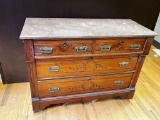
[32, 97, 40, 112]
[127, 88, 135, 99]
[120, 87, 135, 99]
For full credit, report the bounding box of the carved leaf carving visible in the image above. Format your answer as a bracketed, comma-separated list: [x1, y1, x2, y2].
[69, 60, 108, 72]
[69, 80, 104, 91]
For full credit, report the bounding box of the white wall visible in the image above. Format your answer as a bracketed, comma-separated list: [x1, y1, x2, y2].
[154, 13, 160, 43]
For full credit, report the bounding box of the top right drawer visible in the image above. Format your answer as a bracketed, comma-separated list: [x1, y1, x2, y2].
[95, 38, 145, 54]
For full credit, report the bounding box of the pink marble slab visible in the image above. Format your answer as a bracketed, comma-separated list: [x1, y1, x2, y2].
[20, 18, 157, 39]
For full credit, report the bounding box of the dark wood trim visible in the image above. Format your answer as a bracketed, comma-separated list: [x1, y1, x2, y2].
[35, 53, 142, 59]
[37, 71, 135, 81]
[23, 40, 35, 62]
[24, 40, 40, 111]
[119, 87, 135, 99]
[39, 89, 132, 110]
[32, 97, 40, 112]
[27, 63, 39, 97]
[24, 37, 149, 40]
[126, 87, 135, 99]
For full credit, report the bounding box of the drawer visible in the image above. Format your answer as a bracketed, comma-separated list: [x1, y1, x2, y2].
[95, 38, 145, 54]
[34, 40, 93, 56]
[36, 56, 138, 79]
[37, 73, 133, 98]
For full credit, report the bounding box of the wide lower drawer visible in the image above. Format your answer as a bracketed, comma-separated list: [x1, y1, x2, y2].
[34, 40, 92, 56]
[36, 56, 138, 79]
[95, 38, 145, 54]
[37, 73, 133, 98]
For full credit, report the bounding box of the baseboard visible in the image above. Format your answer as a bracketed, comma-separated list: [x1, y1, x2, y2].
[153, 40, 160, 49]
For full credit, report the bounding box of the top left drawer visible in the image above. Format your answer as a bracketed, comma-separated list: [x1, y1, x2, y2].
[34, 40, 93, 56]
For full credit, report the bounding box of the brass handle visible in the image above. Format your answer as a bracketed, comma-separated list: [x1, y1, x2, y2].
[100, 45, 111, 51]
[48, 66, 60, 72]
[48, 87, 60, 92]
[75, 46, 88, 52]
[39, 46, 53, 54]
[114, 80, 124, 85]
[119, 62, 129, 67]
[130, 44, 140, 49]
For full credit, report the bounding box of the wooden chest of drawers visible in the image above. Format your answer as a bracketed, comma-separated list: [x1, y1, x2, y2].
[20, 18, 157, 112]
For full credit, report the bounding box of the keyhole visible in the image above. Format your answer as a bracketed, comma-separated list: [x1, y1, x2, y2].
[87, 78, 91, 81]
[119, 41, 123, 45]
[62, 42, 67, 46]
[90, 57, 93, 60]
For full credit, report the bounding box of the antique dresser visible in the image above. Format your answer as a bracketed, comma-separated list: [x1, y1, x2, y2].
[20, 18, 157, 111]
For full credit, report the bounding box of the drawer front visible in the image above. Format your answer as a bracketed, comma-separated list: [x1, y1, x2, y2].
[34, 40, 92, 56]
[95, 38, 145, 54]
[37, 73, 133, 98]
[36, 56, 138, 79]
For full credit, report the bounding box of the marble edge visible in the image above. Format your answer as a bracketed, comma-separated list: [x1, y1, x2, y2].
[25, 17, 131, 20]
[129, 19, 158, 36]
[20, 18, 28, 40]
[19, 35, 157, 40]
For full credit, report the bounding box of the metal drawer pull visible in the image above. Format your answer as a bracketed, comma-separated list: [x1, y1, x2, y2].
[48, 87, 60, 92]
[100, 45, 111, 51]
[119, 62, 129, 67]
[48, 66, 60, 72]
[75, 46, 88, 52]
[114, 80, 124, 85]
[39, 46, 53, 54]
[130, 44, 140, 49]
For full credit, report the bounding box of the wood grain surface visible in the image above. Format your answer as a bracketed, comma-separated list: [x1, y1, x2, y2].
[24, 36, 154, 111]
[37, 73, 133, 98]
[95, 38, 145, 54]
[36, 56, 138, 79]
[34, 40, 93, 56]
[34, 38, 146, 57]
[0, 46, 160, 120]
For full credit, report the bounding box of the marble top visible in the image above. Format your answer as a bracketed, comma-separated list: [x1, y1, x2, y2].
[20, 18, 157, 39]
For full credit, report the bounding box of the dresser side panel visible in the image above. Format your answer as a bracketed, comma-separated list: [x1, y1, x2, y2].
[24, 40, 40, 111]
[143, 37, 154, 55]
[129, 55, 146, 87]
